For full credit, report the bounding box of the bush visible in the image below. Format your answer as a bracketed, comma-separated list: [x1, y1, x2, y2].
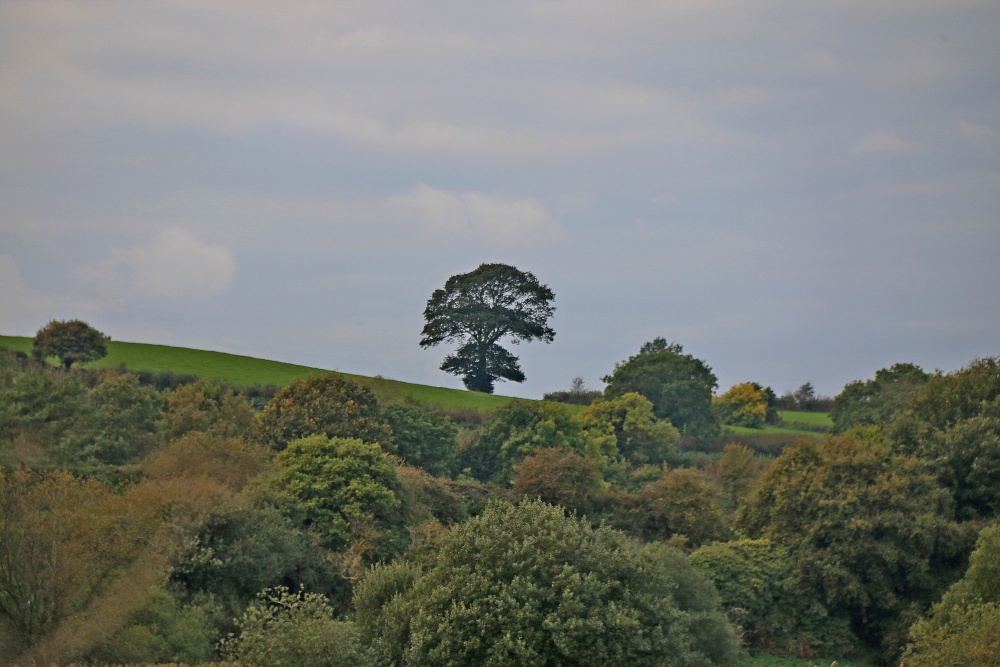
[511, 447, 605, 515]
[384, 404, 458, 477]
[461, 399, 589, 483]
[162, 381, 255, 440]
[219, 586, 364, 667]
[635, 467, 730, 548]
[578, 392, 680, 465]
[267, 435, 402, 554]
[354, 499, 739, 667]
[691, 539, 854, 658]
[254, 374, 392, 451]
[902, 523, 1000, 665]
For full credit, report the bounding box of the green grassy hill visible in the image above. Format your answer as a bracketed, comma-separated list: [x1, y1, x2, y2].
[0, 335, 513, 412]
[1, 334, 833, 431]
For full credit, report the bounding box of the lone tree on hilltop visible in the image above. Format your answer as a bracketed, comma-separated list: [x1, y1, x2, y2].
[32, 319, 109, 369]
[420, 263, 555, 393]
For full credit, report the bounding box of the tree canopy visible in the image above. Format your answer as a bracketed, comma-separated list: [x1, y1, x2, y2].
[253, 373, 392, 451]
[32, 320, 109, 370]
[603, 338, 720, 444]
[420, 263, 555, 393]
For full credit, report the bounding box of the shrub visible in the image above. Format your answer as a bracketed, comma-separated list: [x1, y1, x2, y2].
[354, 499, 738, 666]
[220, 586, 363, 667]
[254, 374, 391, 451]
[384, 404, 458, 477]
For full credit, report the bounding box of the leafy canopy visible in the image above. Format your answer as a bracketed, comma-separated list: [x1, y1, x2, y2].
[420, 263, 555, 393]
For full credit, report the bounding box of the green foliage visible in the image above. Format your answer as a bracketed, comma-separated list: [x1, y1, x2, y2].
[268, 435, 402, 553]
[384, 404, 458, 477]
[31, 319, 109, 369]
[691, 539, 854, 658]
[220, 586, 364, 667]
[462, 399, 591, 483]
[0, 366, 88, 460]
[830, 363, 928, 433]
[603, 339, 721, 444]
[714, 443, 760, 506]
[511, 447, 606, 515]
[162, 380, 255, 440]
[715, 383, 769, 429]
[420, 263, 556, 393]
[84, 587, 217, 665]
[58, 372, 164, 466]
[354, 499, 739, 666]
[890, 358, 1000, 521]
[636, 467, 730, 548]
[736, 431, 966, 661]
[578, 392, 680, 465]
[901, 524, 1000, 666]
[254, 373, 392, 451]
[170, 500, 343, 611]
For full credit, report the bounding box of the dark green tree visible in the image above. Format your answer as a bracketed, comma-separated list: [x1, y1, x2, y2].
[420, 263, 555, 393]
[690, 539, 854, 658]
[899, 523, 1000, 666]
[461, 399, 590, 484]
[383, 404, 459, 478]
[602, 339, 720, 444]
[735, 430, 967, 662]
[889, 357, 1000, 521]
[32, 320, 109, 370]
[831, 363, 929, 433]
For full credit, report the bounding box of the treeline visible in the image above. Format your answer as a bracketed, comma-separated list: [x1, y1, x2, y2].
[0, 336, 998, 666]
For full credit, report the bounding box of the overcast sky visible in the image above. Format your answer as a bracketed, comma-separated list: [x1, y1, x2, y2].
[2, 1, 998, 399]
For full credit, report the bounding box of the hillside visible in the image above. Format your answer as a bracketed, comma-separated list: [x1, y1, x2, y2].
[1, 334, 832, 436]
[0, 334, 513, 412]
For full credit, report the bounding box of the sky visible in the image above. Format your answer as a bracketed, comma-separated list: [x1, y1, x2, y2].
[2, 1, 999, 400]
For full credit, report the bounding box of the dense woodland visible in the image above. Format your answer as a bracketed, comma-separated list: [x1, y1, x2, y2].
[0, 328, 998, 666]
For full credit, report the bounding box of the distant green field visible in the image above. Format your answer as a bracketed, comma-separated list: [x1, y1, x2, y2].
[780, 410, 833, 428]
[0, 335, 515, 412]
[723, 410, 831, 439]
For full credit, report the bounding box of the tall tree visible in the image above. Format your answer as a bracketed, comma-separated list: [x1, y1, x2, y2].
[32, 320, 109, 370]
[420, 263, 555, 393]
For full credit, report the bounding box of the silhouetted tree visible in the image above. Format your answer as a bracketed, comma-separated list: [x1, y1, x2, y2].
[420, 263, 555, 393]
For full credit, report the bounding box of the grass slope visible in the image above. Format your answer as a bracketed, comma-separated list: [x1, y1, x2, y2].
[0, 335, 513, 412]
[723, 410, 832, 440]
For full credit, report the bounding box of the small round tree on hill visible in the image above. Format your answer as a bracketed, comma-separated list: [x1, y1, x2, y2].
[420, 263, 555, 393]
[32, 319, 109, 369]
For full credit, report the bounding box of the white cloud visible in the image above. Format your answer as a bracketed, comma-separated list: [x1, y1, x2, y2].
[390, 184, 562, 244]
[88, 228, 236, 299]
